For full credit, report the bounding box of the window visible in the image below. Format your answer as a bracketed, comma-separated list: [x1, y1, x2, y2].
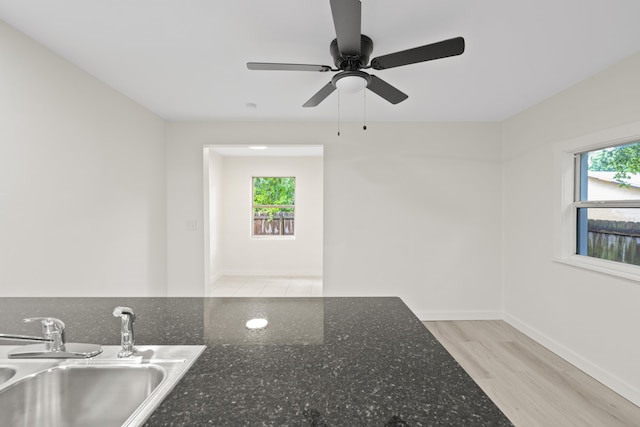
[574, 141, 640, 265]
[252, 177, 295, 237]
[554, 122, 640, 280]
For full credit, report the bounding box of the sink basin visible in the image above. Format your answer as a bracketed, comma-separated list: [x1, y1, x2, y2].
[0, 367, 15, 385]
[0, 345, 205, 427]
[0, 365, 164, 426]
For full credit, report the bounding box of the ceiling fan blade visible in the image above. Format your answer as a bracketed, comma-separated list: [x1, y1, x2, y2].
[247, 62, 332, 72]
[366, 75, 408, 104]
[330, 0, 361, 56]
[370, 37, 465, 70]
[303, 81, 337, 107]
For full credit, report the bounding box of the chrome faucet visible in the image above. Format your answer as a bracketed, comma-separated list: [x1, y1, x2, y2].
[0, 317, 102, 358]
[26, 317, 66, 351]
[113, 306, 136, 358]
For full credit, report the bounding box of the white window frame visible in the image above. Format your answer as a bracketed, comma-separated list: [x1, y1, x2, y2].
[554, 121, 640, 282]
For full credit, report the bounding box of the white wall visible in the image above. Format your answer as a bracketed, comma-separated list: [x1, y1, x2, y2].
[207, 149, 224, 282]
[217, 156, 323, 277]
[166, 122, 503, 319]
[502, 52, 640, 405]
[0, 20, 167, 296]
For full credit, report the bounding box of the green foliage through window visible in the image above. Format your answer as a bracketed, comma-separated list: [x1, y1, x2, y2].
[253, 177, 295, 207]
[588, 140, 640, 187]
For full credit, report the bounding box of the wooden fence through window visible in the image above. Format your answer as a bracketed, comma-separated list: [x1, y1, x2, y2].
[588, 219, 640, 265]
[253, 215, 295, 236]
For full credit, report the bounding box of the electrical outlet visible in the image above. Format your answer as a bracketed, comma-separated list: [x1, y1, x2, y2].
[185, 220, 198, 231]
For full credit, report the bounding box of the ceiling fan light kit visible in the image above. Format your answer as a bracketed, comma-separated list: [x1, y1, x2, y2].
[247, 0, 465, 108]
[333, 71, 370, 93]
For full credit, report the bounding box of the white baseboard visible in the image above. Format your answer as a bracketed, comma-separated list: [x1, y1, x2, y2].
[504, 312, 640, 407]
[414, 310, 503, 321]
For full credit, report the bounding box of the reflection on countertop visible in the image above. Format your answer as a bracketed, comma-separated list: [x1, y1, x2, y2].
[204, 298, 324, 345]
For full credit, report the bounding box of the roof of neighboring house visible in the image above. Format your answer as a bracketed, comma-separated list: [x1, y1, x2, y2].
[588, 171, 640, 189]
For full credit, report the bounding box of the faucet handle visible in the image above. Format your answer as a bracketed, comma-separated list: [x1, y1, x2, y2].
[23, 317, 66, 351]
[24, 317, 66, 333]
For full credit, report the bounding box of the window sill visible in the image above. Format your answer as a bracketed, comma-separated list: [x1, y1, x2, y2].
[554, 254, 640, 282]
[250, 236, 296, 241]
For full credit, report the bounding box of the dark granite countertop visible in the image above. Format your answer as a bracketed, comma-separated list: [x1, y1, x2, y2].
[0, 297, 512, 426]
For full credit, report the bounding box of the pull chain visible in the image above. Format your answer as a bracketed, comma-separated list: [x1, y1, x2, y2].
[363, 88, 367, 131]
[337, 90, 341, 136]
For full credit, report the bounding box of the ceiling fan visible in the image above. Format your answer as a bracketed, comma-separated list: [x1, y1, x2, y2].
[247, 0, 465, 108]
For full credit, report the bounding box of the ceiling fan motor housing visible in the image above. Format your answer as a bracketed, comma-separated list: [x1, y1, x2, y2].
[330, 34, 373, 70]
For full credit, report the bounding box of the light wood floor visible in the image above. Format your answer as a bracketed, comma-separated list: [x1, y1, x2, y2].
[423, 320, 640, 427]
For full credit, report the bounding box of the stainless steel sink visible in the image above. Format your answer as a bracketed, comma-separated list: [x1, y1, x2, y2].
[0, 364, 164, 426]
[0, 345, 205, 427]
[0, 367, 15, 384]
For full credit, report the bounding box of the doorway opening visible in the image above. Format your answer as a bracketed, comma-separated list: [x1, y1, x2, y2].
[203, 145, 323, 297]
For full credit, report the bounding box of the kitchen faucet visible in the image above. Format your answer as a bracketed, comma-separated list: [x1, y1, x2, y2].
[113, 306, 136, 358]
[0, 316, 102, 358]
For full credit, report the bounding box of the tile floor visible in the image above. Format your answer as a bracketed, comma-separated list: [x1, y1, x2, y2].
[210, 276, 323, 297]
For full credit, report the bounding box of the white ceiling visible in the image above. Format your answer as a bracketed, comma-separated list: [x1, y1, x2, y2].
[1, 0, 639, 122]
